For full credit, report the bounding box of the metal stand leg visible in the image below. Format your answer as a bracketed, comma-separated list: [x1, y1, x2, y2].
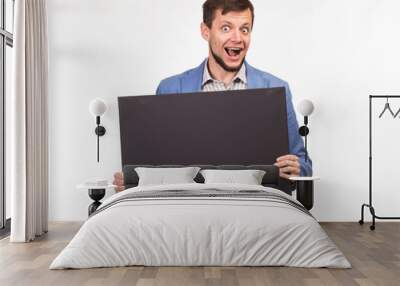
[359, 204, 366, 225]
[370, 206, 376, 231]
[359, 203, 378, 231]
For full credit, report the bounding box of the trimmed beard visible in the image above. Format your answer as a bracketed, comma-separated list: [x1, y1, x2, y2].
[210, 44, 245, 73]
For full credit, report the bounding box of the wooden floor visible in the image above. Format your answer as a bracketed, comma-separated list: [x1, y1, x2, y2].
[0, 222, 399, 286]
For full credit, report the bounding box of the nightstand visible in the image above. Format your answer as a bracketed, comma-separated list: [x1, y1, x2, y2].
[77, 184, 116, 216]
[289, 177, 320, 210]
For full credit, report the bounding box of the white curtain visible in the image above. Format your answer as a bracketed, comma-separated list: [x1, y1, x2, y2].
[8, 0, 48, 242]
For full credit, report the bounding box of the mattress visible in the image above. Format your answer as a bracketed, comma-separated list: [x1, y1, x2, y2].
[50, 183, 351, 269]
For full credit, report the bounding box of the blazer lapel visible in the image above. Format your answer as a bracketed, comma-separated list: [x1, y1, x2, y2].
[181, 60, 207, 93]
[246, 61, 268, 89]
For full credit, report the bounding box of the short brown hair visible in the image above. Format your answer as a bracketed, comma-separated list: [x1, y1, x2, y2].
[203, 0, 255, 28]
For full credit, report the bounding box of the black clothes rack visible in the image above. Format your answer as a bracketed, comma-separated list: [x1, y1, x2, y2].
[359, 95, 400, 230]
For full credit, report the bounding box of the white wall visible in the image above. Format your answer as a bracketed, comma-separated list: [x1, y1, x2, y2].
[47, 0, 400, 221]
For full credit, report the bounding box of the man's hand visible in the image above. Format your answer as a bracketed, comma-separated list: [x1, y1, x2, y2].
[274, 155, 301, 179]
[113, 171, 125, 192]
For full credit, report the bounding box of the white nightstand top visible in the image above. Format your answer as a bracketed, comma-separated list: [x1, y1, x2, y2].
[289, 176, 320, 181]
[77, 184, 116, 190]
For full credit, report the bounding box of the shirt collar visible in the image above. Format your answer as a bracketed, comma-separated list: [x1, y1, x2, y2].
[202, 59, 247, 87]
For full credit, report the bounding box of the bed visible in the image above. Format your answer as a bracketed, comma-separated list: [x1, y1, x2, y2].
[50, 89, 350, 269]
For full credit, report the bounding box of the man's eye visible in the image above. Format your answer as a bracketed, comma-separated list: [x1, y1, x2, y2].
[242, 28, 249, 34]
[222, 26, 230, 32]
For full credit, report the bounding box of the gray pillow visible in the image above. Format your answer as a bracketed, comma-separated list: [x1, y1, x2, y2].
[200, 169, 266, 185]
[135, 167, 201, 186]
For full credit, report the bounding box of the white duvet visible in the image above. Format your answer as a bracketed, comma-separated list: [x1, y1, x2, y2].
[50, 183, 351, 269]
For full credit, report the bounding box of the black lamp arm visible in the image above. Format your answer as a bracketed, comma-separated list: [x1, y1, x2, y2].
[94, 116, 106, 162]
[298, 116, 310, 163]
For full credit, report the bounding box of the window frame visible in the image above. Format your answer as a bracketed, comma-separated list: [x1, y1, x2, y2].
[0, 0, 14, 232]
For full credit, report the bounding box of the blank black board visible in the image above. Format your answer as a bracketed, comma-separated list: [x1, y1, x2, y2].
[118, 88, 289, 166]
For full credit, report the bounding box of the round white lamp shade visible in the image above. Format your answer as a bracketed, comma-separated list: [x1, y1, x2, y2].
[297, 99, 314, 116]
[89, 98, 107, 117]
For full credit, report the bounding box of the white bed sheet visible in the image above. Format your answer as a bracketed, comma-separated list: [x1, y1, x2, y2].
[50, 183, 351, 269]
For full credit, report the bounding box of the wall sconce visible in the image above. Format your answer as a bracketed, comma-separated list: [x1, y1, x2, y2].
[89, 98, 107, 162]
[297, 99, 315, 163]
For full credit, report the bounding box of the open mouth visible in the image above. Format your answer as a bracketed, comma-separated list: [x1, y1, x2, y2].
[224, 47, 243, 57]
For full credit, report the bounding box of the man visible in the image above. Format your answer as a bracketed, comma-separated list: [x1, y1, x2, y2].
[113, 0, 312, 192]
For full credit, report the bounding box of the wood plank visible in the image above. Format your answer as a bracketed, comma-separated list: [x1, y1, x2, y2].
[0, 222, 399, 286]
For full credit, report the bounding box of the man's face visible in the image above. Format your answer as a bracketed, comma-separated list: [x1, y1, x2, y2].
[201, 8, 252, 72]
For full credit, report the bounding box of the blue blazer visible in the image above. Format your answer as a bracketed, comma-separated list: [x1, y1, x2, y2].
[156, 60, 312, 176]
